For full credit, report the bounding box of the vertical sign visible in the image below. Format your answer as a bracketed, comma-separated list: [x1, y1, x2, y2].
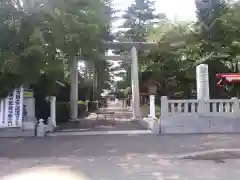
[5, 91, 14, 127]
[14, 87, 23, 127]
[0, 100, 4, 126]
[1, 87, 24, 128]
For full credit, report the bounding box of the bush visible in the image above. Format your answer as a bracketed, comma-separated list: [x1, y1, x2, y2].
[56, 101, 87, 124]
[56, 102, 69, 124]
[78, 103, 87, 117]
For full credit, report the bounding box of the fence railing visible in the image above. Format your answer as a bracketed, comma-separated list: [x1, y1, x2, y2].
[161, 96, 240, 116]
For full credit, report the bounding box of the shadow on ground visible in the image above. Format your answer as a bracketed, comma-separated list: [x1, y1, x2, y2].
[58, 119, 146, 132]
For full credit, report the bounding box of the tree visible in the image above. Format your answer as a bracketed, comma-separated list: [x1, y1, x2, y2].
[0, 0, 113, 99]
[112, 0, 167, 91]
[0, 0, 50, 98]
[116, 0, 165, 42]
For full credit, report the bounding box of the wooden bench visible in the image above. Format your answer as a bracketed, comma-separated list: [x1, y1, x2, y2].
[96, 111, 115, 121]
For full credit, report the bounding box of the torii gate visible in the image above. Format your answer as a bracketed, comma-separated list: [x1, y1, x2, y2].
[69, 41, 185, 121]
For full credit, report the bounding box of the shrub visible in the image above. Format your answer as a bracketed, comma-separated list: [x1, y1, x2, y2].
[56, 101, 87, 124]
[87, 101, 98, 112]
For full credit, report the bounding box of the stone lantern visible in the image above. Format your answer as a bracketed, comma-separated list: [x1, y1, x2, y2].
[147, 80, 158, 95]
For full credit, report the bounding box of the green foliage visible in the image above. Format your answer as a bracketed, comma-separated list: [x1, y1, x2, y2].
[115, 0, 166, 42]
[56, 102, 86, 124]
[116, 0, 240, 98]
[0, 0, 113, 99]
[113, 0, 167, 89]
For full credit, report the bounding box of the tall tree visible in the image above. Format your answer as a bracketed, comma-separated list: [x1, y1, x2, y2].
[113, 0, 166, 90]
[117, 0, 165, 42]
[195, 0, 227, 41]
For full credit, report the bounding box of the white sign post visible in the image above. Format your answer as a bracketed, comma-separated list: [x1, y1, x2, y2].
[196, 64, 210, 100]
[0, 87, 24, 128]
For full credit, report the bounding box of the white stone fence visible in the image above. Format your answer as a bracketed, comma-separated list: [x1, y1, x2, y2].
[160, 96, 240, 134]
[161, 96, 239, 115]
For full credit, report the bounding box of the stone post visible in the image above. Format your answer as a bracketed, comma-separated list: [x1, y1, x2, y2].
[160, 96, 168, 117]
[70, 56, 78, 121]
[37, 119, 45, 137]
[197, 98, 207, 114]
[148, 95, 156, 119]
[196, 64, 210, 100]
[50, 96, 56, 127]
[131, 46, 141, 120]
[232, 97, 239, 113]
[47, 117, 54, 133]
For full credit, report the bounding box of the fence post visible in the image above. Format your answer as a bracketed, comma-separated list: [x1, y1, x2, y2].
[50, 96, 56, 127]
[37, 119, 45, 137]
[149, 95, 156, 119]
[232, 97, 239, 114]
[47, 117, 54, 133]
[161, 96, 168, 117]
[198, 98, 207, 114]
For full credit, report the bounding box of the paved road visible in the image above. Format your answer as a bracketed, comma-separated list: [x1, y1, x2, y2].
[1, 134, 240, 179]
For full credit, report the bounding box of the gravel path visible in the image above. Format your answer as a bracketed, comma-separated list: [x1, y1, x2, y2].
[1, 134, 240, 179]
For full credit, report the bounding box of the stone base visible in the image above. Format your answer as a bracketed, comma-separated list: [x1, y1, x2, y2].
[161, 115, 240, 134]
[130, 117, 142, 122]
[139, 117, 160, 134]
[0, 128, 35, 137]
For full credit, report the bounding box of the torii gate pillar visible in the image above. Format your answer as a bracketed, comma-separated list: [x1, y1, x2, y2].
[70, 57, 78, 121]
[131, 47, 141, 120]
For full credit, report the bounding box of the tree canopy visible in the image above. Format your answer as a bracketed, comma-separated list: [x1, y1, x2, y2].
[0, 0, 113, 98]
[115, 0, 240, 98]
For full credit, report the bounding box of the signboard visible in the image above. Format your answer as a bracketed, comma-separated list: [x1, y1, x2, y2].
[0, 87, 24, 128]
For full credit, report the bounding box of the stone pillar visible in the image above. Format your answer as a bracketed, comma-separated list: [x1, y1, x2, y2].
[196, 64, 210, 100]
[0, 100, 3, 124]
[23, 97, 36, 130]
[70, 57, 78, 121]
[160, 96, 168, 117]
[131, 46, 141, 120]
[50, 96, 56, 127]
[148, 95, 156, 119]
